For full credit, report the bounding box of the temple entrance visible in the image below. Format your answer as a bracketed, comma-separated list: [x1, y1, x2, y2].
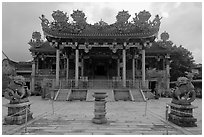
[85, 56, 117, 80]
[95, 63, 107, 76]
[93, 58, 109, 79]
[149, 81, 156, 94]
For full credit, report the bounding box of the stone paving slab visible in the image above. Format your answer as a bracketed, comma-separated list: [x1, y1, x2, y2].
[2, 96, 202, 135]
[3, 106, 182, 135]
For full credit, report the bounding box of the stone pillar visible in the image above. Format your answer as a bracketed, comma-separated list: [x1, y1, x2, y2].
[31, 59, 35, 93]
[117, 58, 120, 77]
[132, 57, 135, 87]
[122, 42, 126, 87]
[56, 48, 60, 87]
[66, 57, 69, 81]
[166, 56, 170, 91]
[135, 57, 138, 75]
[4, 102, 33, 125]
[81, 58, 84, 77]
[75, 42, 79, 87]
[142, 46, 146, 88]
[163, 58, 165, 70]
[36, 58, 39, 73]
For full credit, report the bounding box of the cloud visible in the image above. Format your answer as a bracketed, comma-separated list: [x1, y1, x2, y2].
[152, 2, 202, 63]
[192, 48, 202, 63]
[2, 2, 61, 61]
[56, 2, 152, 24]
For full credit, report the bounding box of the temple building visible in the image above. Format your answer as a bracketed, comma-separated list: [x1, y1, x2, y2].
[28, 10, 171, 100]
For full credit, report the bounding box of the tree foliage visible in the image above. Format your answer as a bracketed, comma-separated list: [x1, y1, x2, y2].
[168, 45, 195, 81]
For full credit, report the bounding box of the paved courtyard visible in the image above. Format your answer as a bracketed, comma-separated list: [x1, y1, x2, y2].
[2, 96, 202, 135]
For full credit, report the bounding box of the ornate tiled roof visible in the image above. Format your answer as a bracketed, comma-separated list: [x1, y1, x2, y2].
[146, 31, 172, 54]
[40, 10, 161, 39]
[2, 59, 32, 75]
[29, 41, 56, 53]
[146, 42, 169, 54]
[28, 32, 171, 54]
[28, 31, 56, 53]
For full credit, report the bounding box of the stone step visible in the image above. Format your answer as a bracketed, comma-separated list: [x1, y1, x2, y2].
[55, 89, 71, 101]
[130, 89, 145, 102]
[55, 89, 145, 102]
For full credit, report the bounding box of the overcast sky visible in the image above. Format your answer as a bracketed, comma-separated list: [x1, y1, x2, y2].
[2, 2, 202, 63]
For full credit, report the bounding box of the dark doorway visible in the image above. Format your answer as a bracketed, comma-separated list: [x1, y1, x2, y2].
[96, 64, 106, 76]
[85, 56, 117, 79]
[26, 82, 30, 89]
[149, 81, 156, 94]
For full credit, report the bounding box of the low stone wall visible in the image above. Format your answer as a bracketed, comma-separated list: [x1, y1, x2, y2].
[69, 89, 88, 101]
[113, 89, 131, 101]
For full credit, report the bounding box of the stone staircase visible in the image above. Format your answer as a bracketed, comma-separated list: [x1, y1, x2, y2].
[54, 89, 71, 101]
[54, 89, 146, 102]
[130, 89, 146, 102]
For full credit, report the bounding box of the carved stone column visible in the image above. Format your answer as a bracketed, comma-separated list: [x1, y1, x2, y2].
[31, 59, 35, 93]
[132, 57, 135, 87]
[117, 58, 120, 77]
[166, 54, 170, 91]
[36, 58, 39, 73]
[142, 46, 146, 88]
[81, 58, 84, 77]
[56, 48, 60, 87]
[75, 42, 79, 87]
[122, 42, 127, 87]
[66, 57, 69, 81]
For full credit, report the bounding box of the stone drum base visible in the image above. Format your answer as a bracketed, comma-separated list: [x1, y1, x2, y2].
[92, 106, 107, 124]
[168, 103, 197, 127]
[92, 117, 107, 124]
[3, 102, 33, 125]
[4, 113, 33, 125]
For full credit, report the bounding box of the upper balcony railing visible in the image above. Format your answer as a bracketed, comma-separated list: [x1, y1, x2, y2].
[146, 70, 167, 78]
[36, 69, 66, 77]
[41, 77, 145, 90]
[58, 79, 145, 89]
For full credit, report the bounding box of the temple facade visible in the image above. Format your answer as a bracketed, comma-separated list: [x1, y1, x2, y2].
[28, 10, 171, 98]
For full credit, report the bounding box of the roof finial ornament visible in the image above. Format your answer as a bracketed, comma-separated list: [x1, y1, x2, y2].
[71, 9, 87, 24]
[116, 10, 131, 24]
[70, 10, 87, 33]
[160, 31, 169, 42]
[40, 9, 161, 36]
[94, 19, 108, 27]
[133, 10, 151, 28]
[152, 15, 162, 28]
[157, 31, 173, 48]
[39, 14, 49, 27]
[32, 31, 41, 42]
[52, 10, 69, 23]
[137, 10, 151, 23]
[28, 31, 43, 48]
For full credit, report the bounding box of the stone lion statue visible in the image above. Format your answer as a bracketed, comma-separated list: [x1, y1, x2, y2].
[4, 75, 31, 104]
[172, 77, 196, 105]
